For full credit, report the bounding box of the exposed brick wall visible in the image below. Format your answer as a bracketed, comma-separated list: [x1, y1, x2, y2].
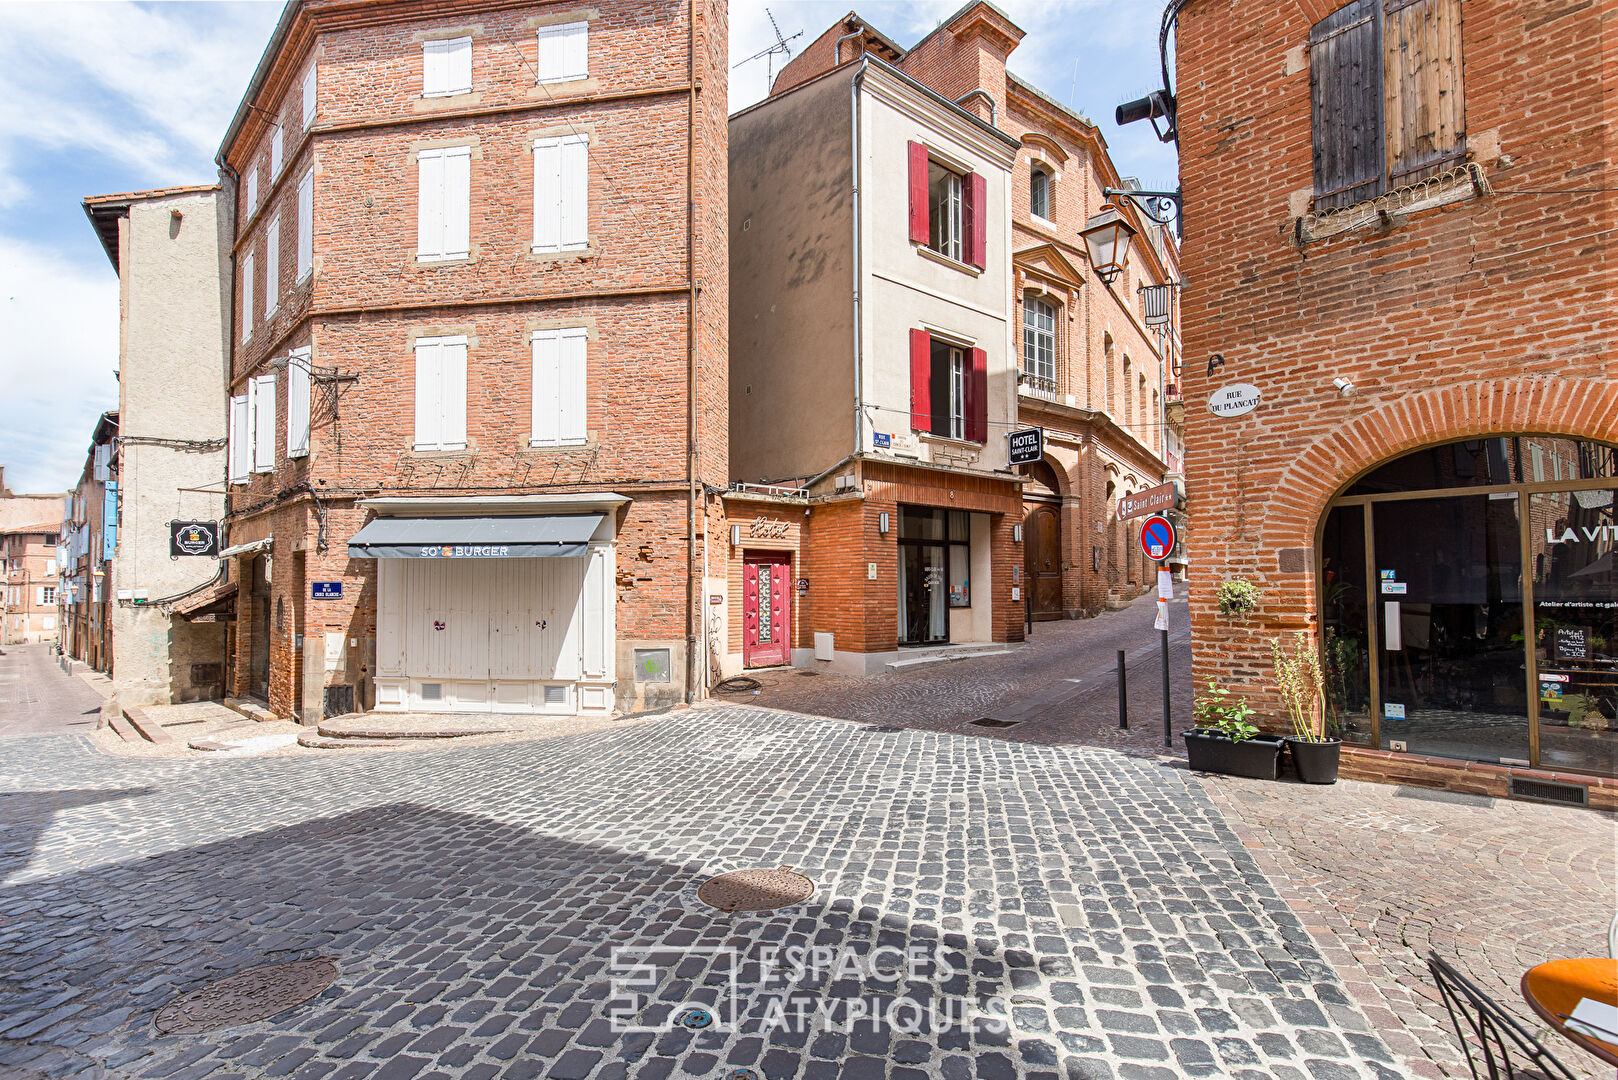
[1174, 0, 1617, 727]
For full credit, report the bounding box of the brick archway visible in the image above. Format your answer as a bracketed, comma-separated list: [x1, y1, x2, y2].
[1264, 375, 1618, 616]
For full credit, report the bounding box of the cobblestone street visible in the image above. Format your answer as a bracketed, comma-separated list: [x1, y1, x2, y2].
[1, 644, 1613, 1080]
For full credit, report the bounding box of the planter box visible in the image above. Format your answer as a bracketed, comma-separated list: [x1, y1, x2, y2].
[1184, 730, 1286, 780]
[1285, 737, 1342, 784]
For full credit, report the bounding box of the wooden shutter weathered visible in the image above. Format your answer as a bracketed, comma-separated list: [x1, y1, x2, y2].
[1310, 0, 1384, 210]
[909, 329, 931, 431]
[966, 347, 987, 443]
[1384, 0, 1464, 185]
[965, 172, 987, 269]
[907, 142, 929, 245]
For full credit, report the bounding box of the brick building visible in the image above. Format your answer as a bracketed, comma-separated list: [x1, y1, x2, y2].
[63, 415, 119, 670]
[759, 5, 1184, 636]
[0, 470, 66, 647]
[217, 0, 727, 720]
[725, 43, 1023, 675]
[1170, 0, 1617, 787]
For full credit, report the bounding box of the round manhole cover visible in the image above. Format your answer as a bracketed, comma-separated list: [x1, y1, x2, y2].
[154, 958, 338, 1034]
[697, 867, 815, 913]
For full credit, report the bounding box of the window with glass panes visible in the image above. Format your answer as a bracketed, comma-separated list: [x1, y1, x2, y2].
[1023, 297, 1056, 389]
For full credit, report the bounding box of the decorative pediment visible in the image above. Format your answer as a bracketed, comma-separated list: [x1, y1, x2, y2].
[1015, 243, 1085, 289]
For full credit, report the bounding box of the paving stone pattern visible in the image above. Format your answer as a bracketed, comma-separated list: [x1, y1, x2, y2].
[0, 707, 1399, 1079]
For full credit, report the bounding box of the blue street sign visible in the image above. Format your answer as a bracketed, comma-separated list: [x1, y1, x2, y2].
[1139, 515, 1176, 562]
[311, 581, 343, 600]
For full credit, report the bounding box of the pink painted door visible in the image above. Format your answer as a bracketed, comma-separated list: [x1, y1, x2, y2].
[743, 553, 791, 668]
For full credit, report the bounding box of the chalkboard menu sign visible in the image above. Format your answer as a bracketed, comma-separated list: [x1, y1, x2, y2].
[1556, 626, 1589, 661]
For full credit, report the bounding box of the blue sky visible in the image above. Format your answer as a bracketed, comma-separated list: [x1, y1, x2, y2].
[0, 0, 1178, 494]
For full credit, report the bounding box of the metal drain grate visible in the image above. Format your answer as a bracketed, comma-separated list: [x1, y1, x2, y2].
[154, 958, 338, 1034]
[697, 867, 815, 913]
[1509, 777, 1588, 806]
[968, 717, 1022, 729]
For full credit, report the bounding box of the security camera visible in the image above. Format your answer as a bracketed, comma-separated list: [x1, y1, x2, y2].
[1333, 377, 1356, 397]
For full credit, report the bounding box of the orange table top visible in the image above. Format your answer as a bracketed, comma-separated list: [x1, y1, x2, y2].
[1522, 958, 1618, 1067]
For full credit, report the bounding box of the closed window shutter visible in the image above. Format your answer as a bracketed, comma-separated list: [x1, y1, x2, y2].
[439, 339, 467, 449]
[534, 136, 588, 251]
[302, 65, 316, 127]
[417, 152, 444, 257]
[530, 331, 560, 444]
[296, 170, 313, 280]
[558, 328, 587, 444]
[1310, 0, 1385, 209]
[447, 37, 472, 93]
[271, 126, 283, 178]
[965, 172, 987, 269]
[966, 347, 988, 442]
[533, 139, 560, 251]
[537, 22, 588, 82]
[907, 142, 929, 244]
[1384, 0, 1464, 185]
[265, 215, 279, 315]
[246, 166, 257, 212]
[229, 395, 250, 482]
[442, 148, 470, 257]
[909, 328, 931, 431]
[241, 252, 254, 341]
[253, 374, 276, 472]
[423, 40, 445, 94]
[287, 350, 311, 457]
[561, 136, 587, 249]
[414, 340, 441, 449]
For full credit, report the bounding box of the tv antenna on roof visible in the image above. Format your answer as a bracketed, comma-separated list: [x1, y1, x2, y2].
[734, 8, 802, 95]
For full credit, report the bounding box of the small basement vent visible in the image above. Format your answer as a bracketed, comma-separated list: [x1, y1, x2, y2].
[420, 683, 443, 701]
[1509, 777, 1588, 806]
[544, 685, 567, 705]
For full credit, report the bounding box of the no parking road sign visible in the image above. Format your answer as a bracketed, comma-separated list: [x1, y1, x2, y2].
[1139, 515, 1176, 562]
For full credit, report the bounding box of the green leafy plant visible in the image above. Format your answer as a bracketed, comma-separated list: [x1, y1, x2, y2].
[1271, 631, 1327, 742]
[1216, 578, 1262, 619]
[1192, 678, 1259, 742]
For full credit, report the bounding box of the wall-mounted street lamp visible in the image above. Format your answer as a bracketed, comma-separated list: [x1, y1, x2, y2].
[878, 511, 890, 535]
[1078, 206, 1138, 286]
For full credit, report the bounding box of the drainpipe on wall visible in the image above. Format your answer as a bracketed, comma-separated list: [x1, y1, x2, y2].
[850, 58, 869, 461]
[685, 0, 699, 704]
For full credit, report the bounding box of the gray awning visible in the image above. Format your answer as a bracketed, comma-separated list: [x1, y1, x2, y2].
[347, 515, 603, 559]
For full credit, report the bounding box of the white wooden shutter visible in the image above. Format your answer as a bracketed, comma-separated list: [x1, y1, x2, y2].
[229, 394, 250, 482]
[442, 148, 470, 258]
[252, 374, 276, 472]
[581, 545, 609, 678]
[537, 22, 588, 82]
[287, 349, 311, 457]
[265, 215, 279, 315]
[561, 135, 588, 249]
[271, 126, 283, 177]
[36, 587, 45, 606]
[241, 252, 254, 341]
[558, 328, 586, 444]
[246, 166, 258, 212]
[530, 331, 560, 445]
[302, 64, 316, 127]
[417, 151, 444, 258]
[414, 339, 441, 449]
[533, 135, 588, 252]
[439, 337, 467, 449]
[296, 170, 313, 280]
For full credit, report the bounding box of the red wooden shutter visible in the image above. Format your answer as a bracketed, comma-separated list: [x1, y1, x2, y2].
[966, 172, 988, 268]
[967, 347, 988, 442]
[909, 329, 931, 431]
[907, 142, 929, 245]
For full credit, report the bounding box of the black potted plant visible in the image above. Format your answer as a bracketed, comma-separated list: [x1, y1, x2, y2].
[1185, 678, 1286, 780]
[1272, 631, 1341, 784]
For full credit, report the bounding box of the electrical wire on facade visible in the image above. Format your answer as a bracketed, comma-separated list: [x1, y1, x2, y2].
[115, 435, 228, 452]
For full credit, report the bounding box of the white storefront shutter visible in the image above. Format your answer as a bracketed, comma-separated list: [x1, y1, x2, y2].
[536, 22, 588, 82]
[288, 349, 311, 457]
[229, 394, 250, 482]
[296, 170, 313, 280]
[252, 373, 276, 472]
[265, 215, 279, 315]
[582, 545, 609, 678]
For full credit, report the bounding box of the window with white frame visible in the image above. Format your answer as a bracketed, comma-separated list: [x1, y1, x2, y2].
[532, 134, 588, 253]
[1022, 296, 1056, 389]
[241, 251, 254, 341]
[265, 214, 280, 315]
[1030, 165, 1052, 220]
[296, 170, 313, 280]
[413, 336, 467, 451]
[530, 327, 587, 446]
[229, 394, 251, 483]
[417, 146, 471, 261]
[287, 348, 312, 458]
[302, 64, 317, 127]
[245, 165, 258, 212]
[39, 586, 55, 605]
[251, 373, 276, 472]
[536, 22, 588, 83]
[422, 36, 472, 97]
[928, 161, 964, 262]
[270, 125, 283, 178]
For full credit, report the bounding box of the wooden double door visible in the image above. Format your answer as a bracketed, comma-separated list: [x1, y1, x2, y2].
[743, 552, 792, 667]
[1024, 504, 1064, 620]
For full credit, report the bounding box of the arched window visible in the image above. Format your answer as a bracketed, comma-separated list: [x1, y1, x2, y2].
[1022, 295, 1057, 390]
[1122, 355, 1132, 427]
[1030, 165, 1052, 220]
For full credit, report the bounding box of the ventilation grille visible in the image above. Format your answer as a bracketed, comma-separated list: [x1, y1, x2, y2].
[544, 685, 567, 705]
[420, 683, 443, 701]
[1509, 777, 1588, 806]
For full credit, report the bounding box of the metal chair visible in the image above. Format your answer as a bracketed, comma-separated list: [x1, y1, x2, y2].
[1427, 954, 1578, 1080]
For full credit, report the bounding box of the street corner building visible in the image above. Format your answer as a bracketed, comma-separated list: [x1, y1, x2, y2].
[217, 0, 728, 720]
[1170, 0, 1618, 795]
[0, 469, 67, 648]
[719, 3, 1185, 677]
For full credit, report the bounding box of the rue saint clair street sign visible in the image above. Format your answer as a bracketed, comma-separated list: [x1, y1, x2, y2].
[1209, 382, 1262, 418]
[1118, 482, 1177, 521]
[1008, 427, 1044, 466]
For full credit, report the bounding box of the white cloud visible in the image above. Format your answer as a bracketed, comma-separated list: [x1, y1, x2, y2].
[0, 235, 119, 493]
